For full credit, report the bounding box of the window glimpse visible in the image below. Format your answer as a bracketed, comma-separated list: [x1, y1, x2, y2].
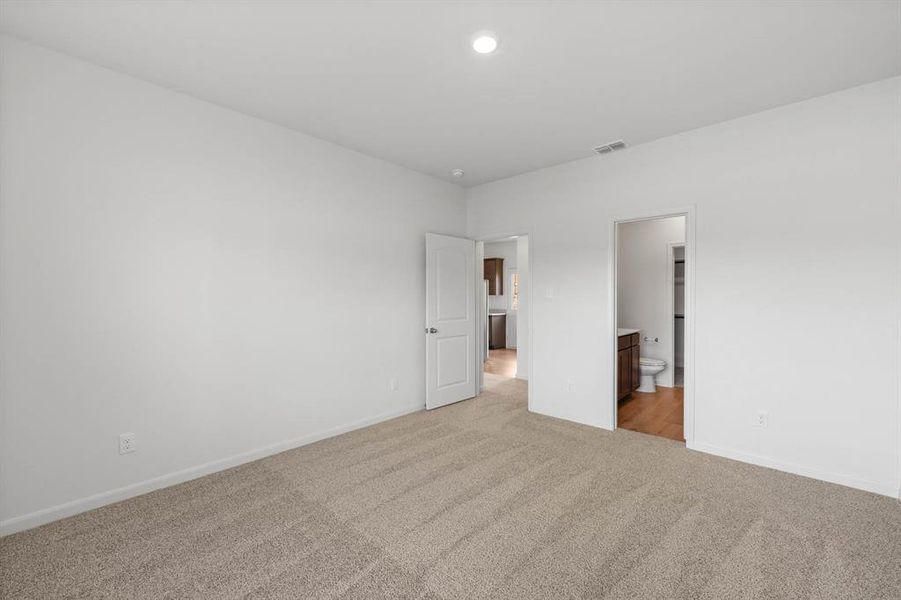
[510, 272, 520, 310]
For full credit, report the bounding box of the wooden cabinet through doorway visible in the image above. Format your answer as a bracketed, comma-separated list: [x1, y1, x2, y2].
[618, 348, 631, 399]
[483, 258, 504, 295]
[489, 314, 506, 349]
[617, 332, 641, 400]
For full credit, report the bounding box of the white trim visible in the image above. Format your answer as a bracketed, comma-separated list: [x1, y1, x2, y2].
[687, 440, 901, 499]
[476, 242, 487, 393]
[0, 402, 423, 537]
[505, 269, 518, 349]
[609, 206, 696, 443]
[896, 205, 901, 501]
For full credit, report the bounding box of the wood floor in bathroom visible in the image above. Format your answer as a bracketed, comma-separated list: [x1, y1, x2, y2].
[618, 386, 684, 442]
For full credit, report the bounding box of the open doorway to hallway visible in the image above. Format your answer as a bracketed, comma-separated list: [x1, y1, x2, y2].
[615, 216, 687, 442]
[479, 235, 529, 392]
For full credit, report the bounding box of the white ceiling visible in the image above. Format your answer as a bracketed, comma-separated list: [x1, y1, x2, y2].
[2, 1, 899, 186]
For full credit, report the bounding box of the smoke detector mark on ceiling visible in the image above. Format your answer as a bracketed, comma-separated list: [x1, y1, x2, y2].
[593, 140, 626, 155]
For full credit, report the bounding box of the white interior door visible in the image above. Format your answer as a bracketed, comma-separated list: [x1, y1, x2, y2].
[426, 233, 477, 409]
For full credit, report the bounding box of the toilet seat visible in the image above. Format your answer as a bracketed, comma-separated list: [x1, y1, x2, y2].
[639, 357, 665, 367]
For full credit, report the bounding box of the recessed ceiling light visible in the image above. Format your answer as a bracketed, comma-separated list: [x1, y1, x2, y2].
[471, 32, 498, 54]
[451, 168, 465, 179]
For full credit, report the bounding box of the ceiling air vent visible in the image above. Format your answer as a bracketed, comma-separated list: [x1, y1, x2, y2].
[593, 140, 626, 155]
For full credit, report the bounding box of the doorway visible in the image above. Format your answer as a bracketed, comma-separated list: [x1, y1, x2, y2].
[611, 211, 693, 443]
[476, 235, 530, 399]
[423, 232, 531, 411]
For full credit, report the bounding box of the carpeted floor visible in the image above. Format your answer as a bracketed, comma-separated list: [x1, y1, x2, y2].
[2, 378, 900, 599]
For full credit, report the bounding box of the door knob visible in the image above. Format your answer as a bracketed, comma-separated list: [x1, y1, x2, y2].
[429, 327, 438, 334]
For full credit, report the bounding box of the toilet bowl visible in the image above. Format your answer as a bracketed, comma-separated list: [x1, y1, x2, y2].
[638, 357, 666, 392]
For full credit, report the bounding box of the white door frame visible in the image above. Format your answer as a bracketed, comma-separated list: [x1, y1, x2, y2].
[666, 241, 685, 389]
[609, 207, 696, 443]
[474, 231, 533, 410]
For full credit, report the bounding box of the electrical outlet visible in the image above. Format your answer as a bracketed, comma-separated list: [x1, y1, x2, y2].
[755, 411, 768, 429]
[119, 432, 136, 454]
[388, 378, 399, 391]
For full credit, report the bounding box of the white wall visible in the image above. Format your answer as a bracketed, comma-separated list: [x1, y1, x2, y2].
[617, 216, 685, 386]
[483, 240, 517, 346]
[0, 37, 466, 533]
[467, 77, 901, 497]
[515, 236, 529, 380]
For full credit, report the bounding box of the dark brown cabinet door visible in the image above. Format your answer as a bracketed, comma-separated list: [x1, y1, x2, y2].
[483, 258, 504, 295]
[618, 347, 631, 400]
[631, 345, 640, 391]
[483, 259, 496, 294]
[489, 314, 506, 349]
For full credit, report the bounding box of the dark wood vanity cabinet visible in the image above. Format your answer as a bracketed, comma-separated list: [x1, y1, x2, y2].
[631, 344, 640, 396]
[618, 347, 631, 400]
[483, 258, 504, 295]
[489, 314, 506, 349]
[617, 332, 641, 400]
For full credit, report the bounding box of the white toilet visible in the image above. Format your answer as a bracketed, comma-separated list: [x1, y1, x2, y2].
[637, 357, 666, 392]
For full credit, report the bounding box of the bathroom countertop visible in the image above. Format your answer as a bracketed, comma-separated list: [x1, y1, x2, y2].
[617, 328, 639, 336]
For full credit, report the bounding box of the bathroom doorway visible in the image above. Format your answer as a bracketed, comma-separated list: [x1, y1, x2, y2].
[611, 211, 693, 443]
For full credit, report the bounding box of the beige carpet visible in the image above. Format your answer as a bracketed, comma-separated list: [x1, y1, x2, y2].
[2, 378, 900, 599]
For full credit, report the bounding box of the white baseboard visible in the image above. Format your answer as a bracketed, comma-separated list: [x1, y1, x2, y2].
[1, 402, 424, 537]
[687, 440, 900, 499]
